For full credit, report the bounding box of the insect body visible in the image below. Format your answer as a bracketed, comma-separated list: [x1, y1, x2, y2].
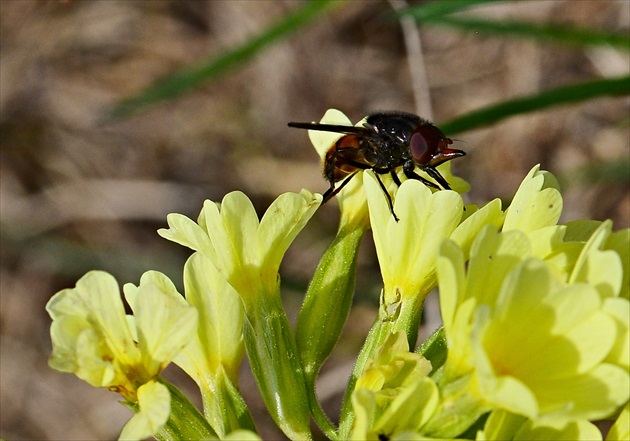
[288, 111, 465, 220]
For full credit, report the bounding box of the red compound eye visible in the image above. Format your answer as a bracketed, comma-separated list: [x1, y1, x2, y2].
[410, 126, 438, 164]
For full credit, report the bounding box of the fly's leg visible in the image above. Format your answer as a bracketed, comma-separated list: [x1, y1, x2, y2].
[322, 172, 358, 203]
[424, 166, 452, 190]
[390, 170, 402, 186]
[403, 160, 440, 189]
[375, 172, 399, 222]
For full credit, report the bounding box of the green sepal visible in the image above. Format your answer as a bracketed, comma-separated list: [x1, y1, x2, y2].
[297, 223, 364, 377]
[417, 326, 448, 375]
[243, 292, 312, 441]
[296, 222, 365, 438]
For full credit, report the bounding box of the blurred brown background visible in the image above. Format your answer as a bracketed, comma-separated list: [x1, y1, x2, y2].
[1, 1, 628, 439]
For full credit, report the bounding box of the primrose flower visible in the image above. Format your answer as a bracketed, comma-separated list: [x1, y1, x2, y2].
[365, 170, 464, 307]
[429, 226, 629, 437]
[497, 165, 613, 282]
[124, 265, 254, 437]
[159, 189, 320, 307]
[350, 332, 439, 440]
[159, 190, 320, 441]
[47, 270, 198, 440]
[338, 169, 499, 439]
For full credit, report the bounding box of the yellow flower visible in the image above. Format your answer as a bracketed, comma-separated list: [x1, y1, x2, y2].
[125, 265, 254, 436]
[47, 270, 198, 439]
[365, 171, 464, 306]
[159, 189, 320, 306]
[434, 226, 629, 432]
[160, 190, 321, 440]
[351, 332, 438, 440]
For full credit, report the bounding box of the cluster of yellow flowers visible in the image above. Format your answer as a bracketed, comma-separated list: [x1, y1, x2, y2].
[47, 110, 628, 441]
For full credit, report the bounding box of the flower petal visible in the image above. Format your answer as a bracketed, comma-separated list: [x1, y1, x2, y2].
[366, 172, 463, 300]
[606, 402, 629, 441]
[603, 297, 630, 369]
[437, 239, 466, 331]
[158, 213, 216, 261]
[450, 198, 503, 258]
[198, 199, 236, 277]
[181, 252, 245, 381]
[133, 282, 198, 376]
[308, 108, 352, 159]
[533, 363, 629, 420]
[257, 189, 321, 283]
[47, 271, 139, 372]
[119, 381, 170, 441]
[514, 417, 602, 441]
[503, 165, 562, 233]
[220, 191, 260, 274]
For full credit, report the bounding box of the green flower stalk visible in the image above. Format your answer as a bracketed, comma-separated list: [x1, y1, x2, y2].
[296, 110, 370, 377]
[46, 271, 215, 440]
[160, 190, 321, 440]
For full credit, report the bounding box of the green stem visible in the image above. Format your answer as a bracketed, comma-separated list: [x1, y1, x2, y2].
[242, 292, 312, 441]
[305, 375, 338, 440]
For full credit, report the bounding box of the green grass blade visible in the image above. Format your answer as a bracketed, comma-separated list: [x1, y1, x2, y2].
[558, 160, 630, 188]
[439, 75, 630, 134]
[111, 0, 338, 118]
[392, 0, 502, 21]
[411, 14, 630, 49]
